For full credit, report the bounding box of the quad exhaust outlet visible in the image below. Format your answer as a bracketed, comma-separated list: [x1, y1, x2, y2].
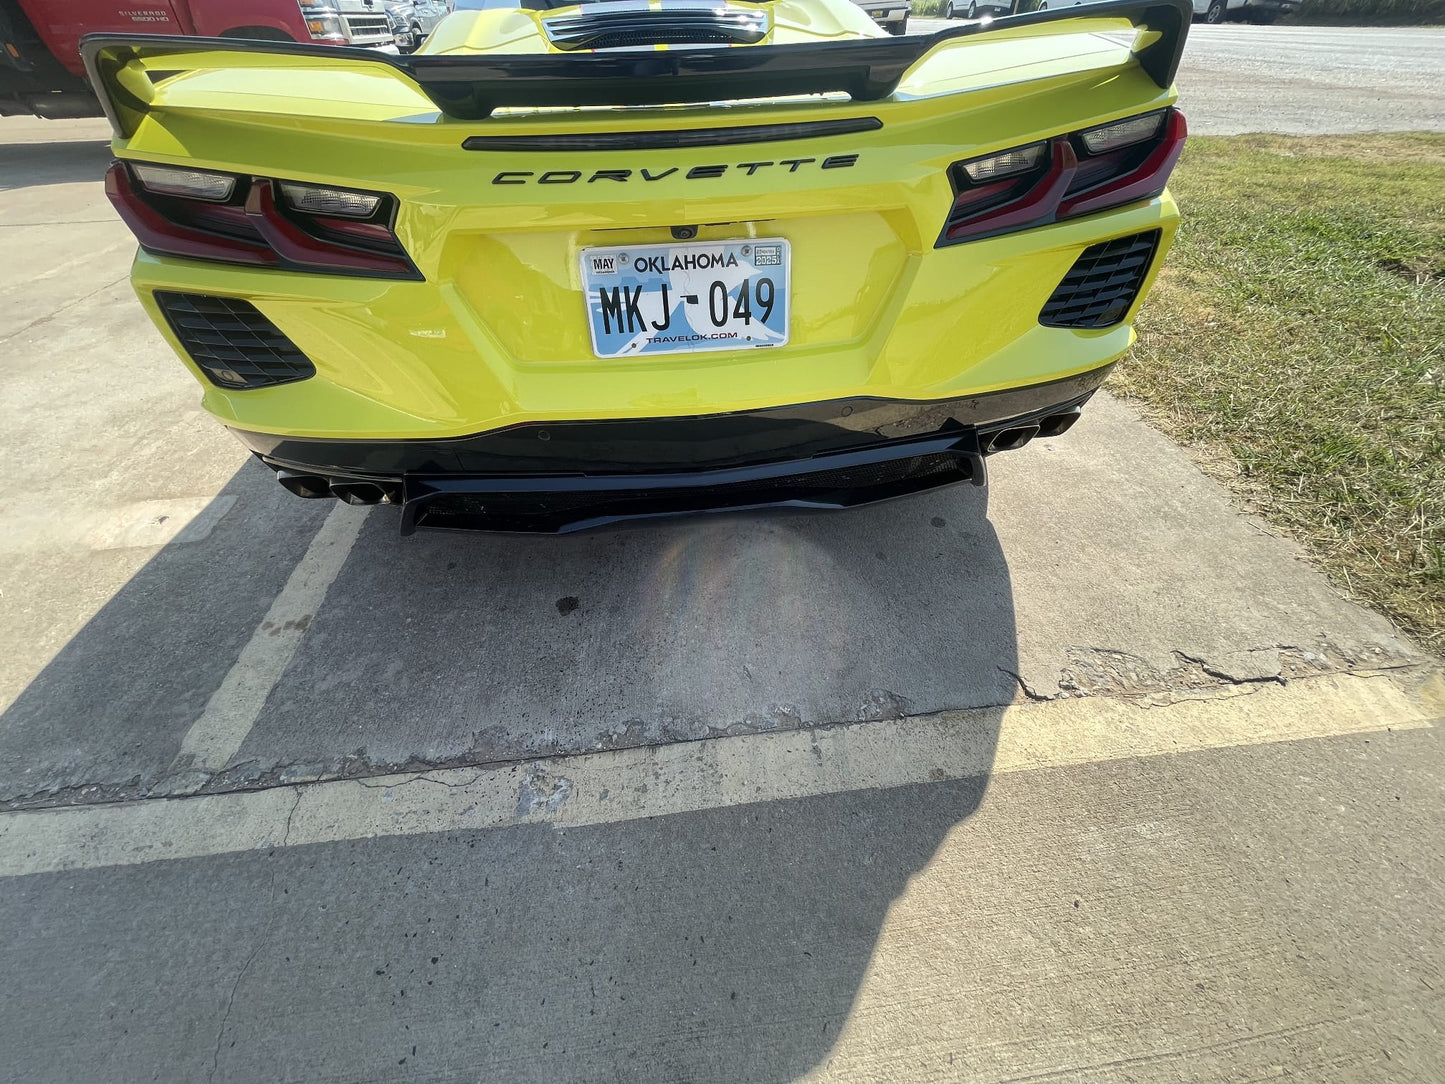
[980, 407, 1083, 454]
[274, 471, 393, 504]
[329, 480, 390, 506]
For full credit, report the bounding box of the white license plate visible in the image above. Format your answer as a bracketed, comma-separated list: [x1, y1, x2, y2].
[579, 238, 790, 359]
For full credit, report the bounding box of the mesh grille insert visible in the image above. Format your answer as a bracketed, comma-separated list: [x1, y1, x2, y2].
[543, 10, 768, 50]
[1039, 230, 1161, 329]
[154, 292, 315, 390]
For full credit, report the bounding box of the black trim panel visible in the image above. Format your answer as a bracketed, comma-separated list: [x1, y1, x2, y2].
[398, 433, 985, 534]
[233, 365, 1114, 479]
[82, 1, 1190, 134]
[1039, 229, 1160, 329]
[154, 291, 316, 389]
[461, 117, 883, 152]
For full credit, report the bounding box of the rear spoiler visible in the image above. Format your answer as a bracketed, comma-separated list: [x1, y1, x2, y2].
[83, 0, 1190, 138]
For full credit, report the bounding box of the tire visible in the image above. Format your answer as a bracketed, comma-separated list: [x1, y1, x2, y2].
[1205, 0, 1226, 21]
[968, 1, 977, 15]
[1036, 2, 1047, 10]
[944, 1, 956, 17]
[887, 16, 907, 33]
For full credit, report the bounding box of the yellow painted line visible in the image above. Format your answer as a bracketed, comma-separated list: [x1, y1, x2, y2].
[0, 671, 1436, 878]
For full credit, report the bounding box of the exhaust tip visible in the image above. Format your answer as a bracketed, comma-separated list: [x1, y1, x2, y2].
[330, 480, 389, 506]
[1037, 408, 1082, 439]
[985, 423, 1040, 454]
[276, 470, 334, 499]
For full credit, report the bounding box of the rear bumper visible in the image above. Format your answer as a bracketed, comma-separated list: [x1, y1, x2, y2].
[237, 364, 1109, 533]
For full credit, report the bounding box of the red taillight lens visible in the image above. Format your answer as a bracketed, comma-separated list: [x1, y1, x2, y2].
[106, 163, 277, 266]
[1059, 110, 1187, 220]
[945, 140, 1079, 243]
[243, 180, 417, 276]
[939, 108, 1186, 247]
[105, 162, 420, 280]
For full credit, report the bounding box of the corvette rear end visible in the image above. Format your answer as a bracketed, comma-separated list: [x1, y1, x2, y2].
[86, 0, 1190, 533]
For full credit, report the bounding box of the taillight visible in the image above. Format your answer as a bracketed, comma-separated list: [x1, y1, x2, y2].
[939, 108, 1186, 246]
[105, 162, 420, 280]
[130, 164, 235, 201]
[1059, 110, 1186, 220]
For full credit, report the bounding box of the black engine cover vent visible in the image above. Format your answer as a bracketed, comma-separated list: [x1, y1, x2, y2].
[543, 3, 769, 51]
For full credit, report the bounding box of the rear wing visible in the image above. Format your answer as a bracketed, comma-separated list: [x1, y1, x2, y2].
[82, 0, 1190, 138]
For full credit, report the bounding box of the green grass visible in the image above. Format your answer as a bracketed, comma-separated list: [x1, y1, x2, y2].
[1116, 134, 1445, 650]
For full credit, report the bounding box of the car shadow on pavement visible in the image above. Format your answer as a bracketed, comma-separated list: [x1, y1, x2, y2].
[1, 461, 1017, 1081]
[0, 136, 114, 192]
[228, 476, 1019, 782]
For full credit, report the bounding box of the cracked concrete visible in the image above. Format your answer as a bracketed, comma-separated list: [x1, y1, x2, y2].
[208, 868, 279, 1084]
[515, 764, 575, 818]
[1041, 644, 1407, 704]
[5, 654, 1437, 816]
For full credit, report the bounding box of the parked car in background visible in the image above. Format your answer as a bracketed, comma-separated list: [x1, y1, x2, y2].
[0, 0, 395, 120]
[852, 0, 909, 34]
[1192, 0, 1299, 22]
[942, 0, 1014, 17]
[386, 0, 447, 50]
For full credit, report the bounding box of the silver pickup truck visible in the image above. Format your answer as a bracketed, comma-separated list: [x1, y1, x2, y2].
[386, 0, 450, 49]
[852, 0, 909, 33]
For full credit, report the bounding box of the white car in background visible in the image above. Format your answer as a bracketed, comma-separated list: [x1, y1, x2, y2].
[1192, 0, 1300, 22]
[941, 0, 1015, 18]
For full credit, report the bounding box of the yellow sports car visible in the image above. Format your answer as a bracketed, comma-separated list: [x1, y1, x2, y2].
[86, 0, 1189, 533]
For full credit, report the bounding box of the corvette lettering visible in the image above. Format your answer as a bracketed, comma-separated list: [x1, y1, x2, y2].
[492, 154, 859, 185]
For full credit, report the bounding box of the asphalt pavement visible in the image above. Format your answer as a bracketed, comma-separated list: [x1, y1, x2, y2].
[2, 24, 1443, 1084]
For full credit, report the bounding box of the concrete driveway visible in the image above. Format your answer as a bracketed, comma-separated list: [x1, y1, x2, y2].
[2, 27, 1443, 1081]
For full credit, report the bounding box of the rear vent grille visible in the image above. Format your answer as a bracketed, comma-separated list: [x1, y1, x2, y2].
[154, 292, 315, 390]
[1039, 230, 1161, 329]
[543, 9, 768, 51]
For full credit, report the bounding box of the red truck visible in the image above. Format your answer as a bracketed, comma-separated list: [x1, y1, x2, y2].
[1, 0, 395, 119]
